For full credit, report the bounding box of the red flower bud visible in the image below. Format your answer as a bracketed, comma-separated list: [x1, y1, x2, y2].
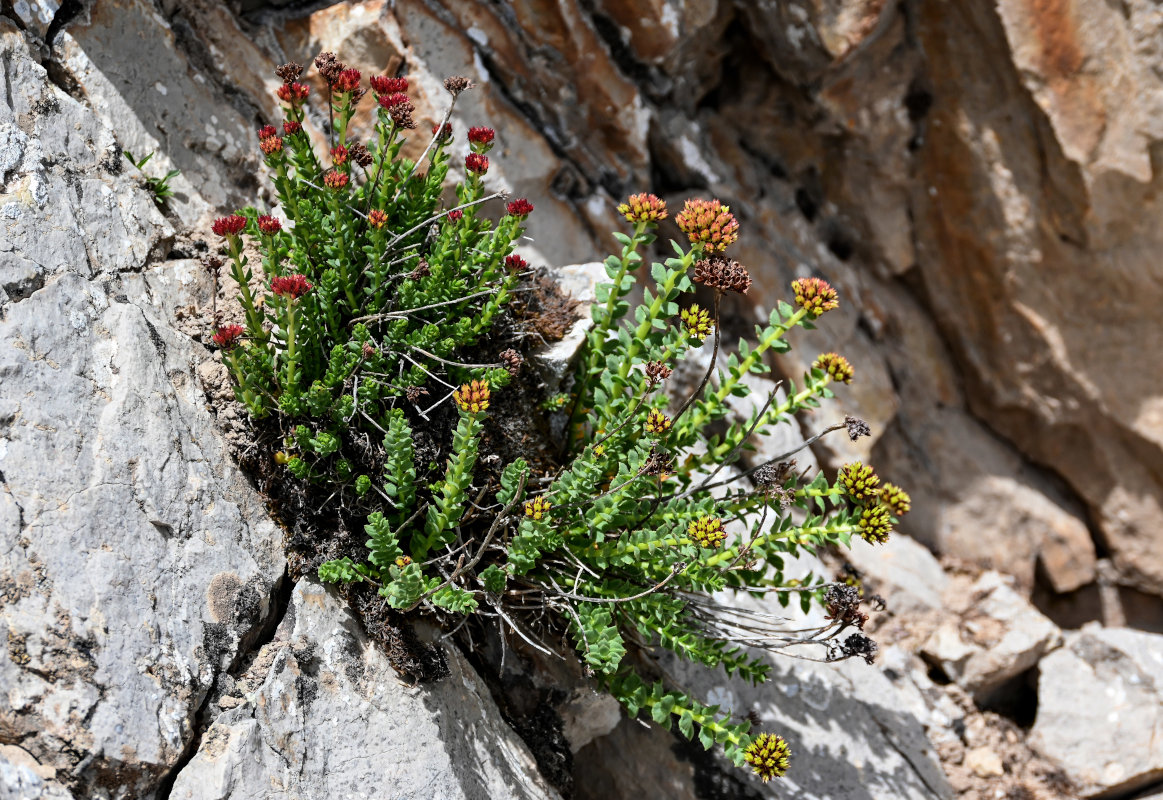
[211, 215, 248, 237]
[377, 92, 409, 109]
[282, 120, 302, 135]
[368, 209, 388, 229]
[465, 153, 488, 174]
[370, 75, 408, 94]
[270, 274, 313, 299]
[431, 122, 453, 143]
[332, 68, 362, 94]
[504, 254, 527, 271]
[211, 324, 245, 349]
[447, 209, 464, 222]
[506, 198, 534, 217]
[324, 171, 349, 191]
[331, 144, 348, 166]
[467, 126, 495, 152]
[259, 135, 283, 155]
[258, 125, 277, 140]
[277, 82, 310, 103]
[257, 215, 282, 235]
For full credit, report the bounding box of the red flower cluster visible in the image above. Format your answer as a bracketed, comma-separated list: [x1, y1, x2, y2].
[432, 122, 453, 143]
[378, 92, 408, 109]
[257, 215, 282, 235]
[258, 125, 277, 140]
[468, 126, 495, 151]
[331, 145, 348, 166]
[259, 135, 283, 155]
[212, 215, 247, 237]
[332, 68, 361, 93]
[447, 209, 464, 222]
[211, 324, 244, 349]
[283, 120, 302, 135]
[506, 198, 534, 217]
[324, 171, 349, 191]
[465, 153, 488, 175]
[370, 75, 408, 95]
[368, 209, 388, 229]
[277, 83, 310, 103]
[504, 254, 527, 271]
[271, 274, 313, 299]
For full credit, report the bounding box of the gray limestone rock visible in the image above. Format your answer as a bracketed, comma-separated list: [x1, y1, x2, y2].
[920, 572, 1061, 701]
[846, 533, 949, 614]
[0, 20, 284, 796]
[1031, 626, 1163, 797]
[168, 581, 562, 800]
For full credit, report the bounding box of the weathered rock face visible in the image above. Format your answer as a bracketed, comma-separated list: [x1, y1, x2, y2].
[0, 18, 287, 796]
[1031, 626, 1163, 797]
[169, 581, 561, 800]
[920, 572, 1061, 702]
[42, 0, 1161, 615]
[906, 0, 1163, 601]
[5, 0, 1163, 797]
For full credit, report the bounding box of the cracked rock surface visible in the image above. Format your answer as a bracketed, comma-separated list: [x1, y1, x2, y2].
[0, 17, 285, 797]
[169, 581, 560, 800]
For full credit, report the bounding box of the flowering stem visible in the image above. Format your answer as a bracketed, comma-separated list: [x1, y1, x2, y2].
[676, 307, 808, 438]
[703, 518, 858, 569]
[227, 243, 264, 338]
[672, 290, 721, 426]
[362, 119, 399, 216]
[416, 411, 483, 559]
[281, 299, 300, 393]
[680, 372, 835, 472]
[617, 249, 699, 383]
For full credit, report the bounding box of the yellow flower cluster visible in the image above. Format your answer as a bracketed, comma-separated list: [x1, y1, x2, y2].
[839, 461, 880, 504]
[687, 515, 726, 549]
[791, 277, 839, 318]
[743, 733, 791, 782]
[524, 496, 552, 521]
[680, 304, 714, 339]
[813, 352, 854, 384]
[880, 482, 912, 516]
[644, 409, 672, 435]
[858, 504, 892, 544]
[675, 198, 739, 251]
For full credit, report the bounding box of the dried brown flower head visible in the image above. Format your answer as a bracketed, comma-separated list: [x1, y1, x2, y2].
[443, 75, 473, 96]
[499, 349, 523, 376]
[692, 255, 752, 294]
[845, 415, 871, 441]
[644, 360, 672, 386]
[275, 62, 304, 83]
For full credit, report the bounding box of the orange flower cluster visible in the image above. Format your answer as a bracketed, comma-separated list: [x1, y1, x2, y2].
[791, 277, 839, 318]
[675, 198, 739, 251]
[453, 380, 491, 414]
[617, 193, 668, 224]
